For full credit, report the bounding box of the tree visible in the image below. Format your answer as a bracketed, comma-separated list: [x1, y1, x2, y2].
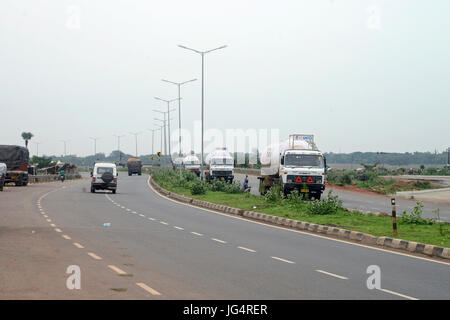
[21, 132, 34, 148]
[31, 156, 56, 169]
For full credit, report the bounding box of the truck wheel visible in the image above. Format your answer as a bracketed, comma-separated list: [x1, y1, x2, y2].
[15, 178, 22, 187]
[91, 186, 95, 193]
[112, 190, 116, 194]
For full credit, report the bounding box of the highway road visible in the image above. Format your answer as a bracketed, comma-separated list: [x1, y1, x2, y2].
[1, 174, 449, 299]
[234, 173, 450, 222]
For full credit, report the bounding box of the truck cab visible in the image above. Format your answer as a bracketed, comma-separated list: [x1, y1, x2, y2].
[280, 149, 326, 199]
[258, 134, 326, 200]
[206, 156, 234, 183]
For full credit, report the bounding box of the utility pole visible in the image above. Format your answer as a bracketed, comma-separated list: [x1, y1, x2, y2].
[178, 44, 227, 180]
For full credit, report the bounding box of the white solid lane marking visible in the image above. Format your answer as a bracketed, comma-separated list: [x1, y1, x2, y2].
[211, 238, 227, 244]
[378, 288, 418, 300]
[87, 252, 102, 260]
[191, 232, 203, 236]
[160, 221, 168, 225]
[136, 282, 161, 296]
[108, 265, 127, 275]
[54, 228, 62, 233]
[238, 246, 256, 253]
[73, 242, 84, 249]
[271, 256, 296, 264]
[62, 235, 71, 240]
[174, 226, 184, 230]
[315, 269, 348, 280]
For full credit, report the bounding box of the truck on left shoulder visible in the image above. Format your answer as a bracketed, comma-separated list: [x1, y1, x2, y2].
[0, 145, 29, 186]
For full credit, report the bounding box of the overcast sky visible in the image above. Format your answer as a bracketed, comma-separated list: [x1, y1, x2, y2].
[1, 0, 449, 157]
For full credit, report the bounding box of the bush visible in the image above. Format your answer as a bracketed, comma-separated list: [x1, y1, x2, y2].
[264, 184, 284, 202]
[190, 180, 207, 195]
[306, 190, 343, 215]
[400, 202, 435, 225]
[223, 181, 242, 194]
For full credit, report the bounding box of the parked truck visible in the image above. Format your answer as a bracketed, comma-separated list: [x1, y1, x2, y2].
[0, 145, 29, 186]
[182, 155, 201, 177]
[127, 158, 142, 176]
[257, 134, 326, 200]
[205, 148, 234, 183]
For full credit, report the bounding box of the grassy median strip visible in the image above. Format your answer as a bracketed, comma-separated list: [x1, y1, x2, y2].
[151, 169, 450, 248]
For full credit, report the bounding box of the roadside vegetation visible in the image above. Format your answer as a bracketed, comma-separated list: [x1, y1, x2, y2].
[150, 168, 450, 247]
[326, 168, 444, 195]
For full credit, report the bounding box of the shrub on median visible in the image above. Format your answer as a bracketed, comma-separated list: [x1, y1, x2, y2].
[306, 190, 344, 215]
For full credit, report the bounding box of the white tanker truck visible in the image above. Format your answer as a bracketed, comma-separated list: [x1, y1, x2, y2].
[205, 148, 234, 183]
[183, 154, 201, 177]
[258, 134, 327, 200]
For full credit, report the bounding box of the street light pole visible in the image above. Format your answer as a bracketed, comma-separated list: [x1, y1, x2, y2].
[113, 134, 125, 163]
[89, 137, 99, 159]
[178, 44, 227, 180]
[154, 97, 180, 159]
[60, 140, 68, 157]
[34, 142, 41, 157]
[129, 132, 142, 157]
[161, 78, 197, 157]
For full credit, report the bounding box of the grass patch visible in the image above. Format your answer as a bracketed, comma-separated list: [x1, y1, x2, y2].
[151, 169, 450, 248]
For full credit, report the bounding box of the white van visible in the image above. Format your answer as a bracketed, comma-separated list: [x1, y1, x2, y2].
[90, 162, 118, 193]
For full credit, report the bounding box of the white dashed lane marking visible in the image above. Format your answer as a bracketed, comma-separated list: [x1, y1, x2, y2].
[87, 252, 102, 260]
[238, 246, 256, 253]
[174, 226, 184, 230]
[191, 232, 203, 236]
[378, 288, 418, 300]
[62, 235, 71, 240]
[211, 238, 227, 244]
[271, 256, 296, 264]
[54, 228, 62, 233]
[160, 221, 168, 225]
[136, 282, 161, 296]
[315, 270, 348, 280]
[108, 265, 127, 275]
[73, 242, 84, 249]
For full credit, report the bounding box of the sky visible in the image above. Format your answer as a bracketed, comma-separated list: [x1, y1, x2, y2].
[1, 0, 449, 157]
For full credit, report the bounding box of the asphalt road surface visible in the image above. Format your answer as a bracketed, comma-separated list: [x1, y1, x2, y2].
[1, 174, 449, 299]
[234, 173, 450, 222]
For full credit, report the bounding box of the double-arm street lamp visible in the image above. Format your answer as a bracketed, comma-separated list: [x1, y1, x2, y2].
[161, 79, 197, 157]
[178, 44, 227, 180]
